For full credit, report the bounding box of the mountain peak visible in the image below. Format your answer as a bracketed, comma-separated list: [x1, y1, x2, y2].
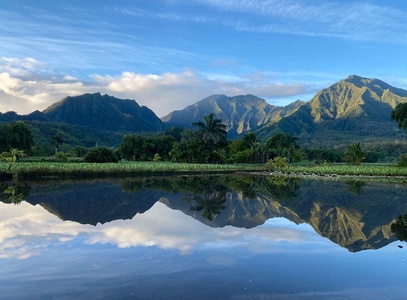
[342, 74, 407, 98]
[42, 93, 165, 132]
[162, 94, 303, 137]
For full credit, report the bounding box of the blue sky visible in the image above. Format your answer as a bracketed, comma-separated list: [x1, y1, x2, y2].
[1, 0, 407, 116]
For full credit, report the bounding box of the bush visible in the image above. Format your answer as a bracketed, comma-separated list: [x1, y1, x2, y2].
[50, 152, 68, 162]
[397, 154, 407, 167]
[267, 156, 287, 169]
[84, 147, 118, 163]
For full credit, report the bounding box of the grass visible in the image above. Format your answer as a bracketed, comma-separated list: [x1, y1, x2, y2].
[280, 163, 407, 177]
[0, 161, 265, 179]
[1, 160, 407, 180]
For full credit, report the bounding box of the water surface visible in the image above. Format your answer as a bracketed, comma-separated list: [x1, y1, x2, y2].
[1, 175, 407, 299]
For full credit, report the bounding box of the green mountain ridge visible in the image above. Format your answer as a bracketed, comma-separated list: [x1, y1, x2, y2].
[1, 75, 407, 151]
[43, 92, 165, 132]
[162, 94, 304, 137]
[255, 75, 407, 146]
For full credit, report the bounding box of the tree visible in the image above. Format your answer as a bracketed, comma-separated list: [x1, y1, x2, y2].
[169, 136, 210, 163]
[84, 147, 118, 163]
[267, 133, 300, 163]
[391, 103, 407, 132]
[192, 113, 228, 147]
[344, 142, 366, 165]
[52, 133, 65, 155]
[119, 134, 144, 160]
[0, 121, 34, 155]
[192, 113, 228, 163]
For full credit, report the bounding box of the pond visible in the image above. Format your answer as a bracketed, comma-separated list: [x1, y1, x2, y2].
[1, 175, 407, 299]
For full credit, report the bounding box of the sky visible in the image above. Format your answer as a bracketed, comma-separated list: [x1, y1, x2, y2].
[1, 0, 407, 117]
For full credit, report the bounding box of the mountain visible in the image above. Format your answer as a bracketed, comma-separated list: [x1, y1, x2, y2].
[0, 93, 166, 153]
[42, 92, 165, 132]
[161, 94, 304, 137]
[2, 75, 407, 150]
[255, 75, 407, 146]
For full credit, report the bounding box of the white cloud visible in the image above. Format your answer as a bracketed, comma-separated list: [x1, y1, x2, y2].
[190, 0, 407, 42]
[0, 201, 329, 260]
[0, 59, 315, 117]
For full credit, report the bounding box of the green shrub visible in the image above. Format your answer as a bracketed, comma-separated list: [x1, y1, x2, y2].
[397, 154, 407, 167]
[267, 156, 287, 169]
[84, 147, 118, 163]
[153, 153, 161, 162]
[50, 152, 68, 162]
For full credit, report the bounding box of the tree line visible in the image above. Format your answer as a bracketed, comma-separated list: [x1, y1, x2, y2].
[2, 104, 407, 165]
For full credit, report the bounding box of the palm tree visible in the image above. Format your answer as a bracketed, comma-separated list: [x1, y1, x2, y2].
[0, 148, 26, 172]
[192, 113, 228, 146]
[192, 113, 227, 162]
[53, 134, 64, 155]
[344, 142, 366, 165]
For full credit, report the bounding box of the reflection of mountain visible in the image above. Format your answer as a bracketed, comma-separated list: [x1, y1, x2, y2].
[20, 176, 407, 252]
[25, 181, 163, 225]
[280, 180, 404, 252]
[159, 177, 407, 252]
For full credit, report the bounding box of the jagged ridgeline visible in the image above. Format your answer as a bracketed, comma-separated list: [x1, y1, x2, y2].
[161, 94, 305, 138]
[162, 75, 407, 145]
[254, 75, 407, 146]
[0, 93, 166, 152]
[1, 75, 407, 151]
[43, 93, 165, 132]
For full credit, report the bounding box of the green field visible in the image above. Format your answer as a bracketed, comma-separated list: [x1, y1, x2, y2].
[1, 161, 265, 179]
[1, 161, 407, 180]
[280, 163, 407, 177]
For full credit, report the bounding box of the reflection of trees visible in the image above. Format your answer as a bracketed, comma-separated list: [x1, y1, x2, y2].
[0, 182, 30, 205]
[227, 176, 300, 200]
[185, 176, 228, 221]
[190, 189, 227, 221]
[121, 175, 300, 202]
[391, 213, 407, 242]
[345, 180, 366, 196]
[264, 176, 300, 199]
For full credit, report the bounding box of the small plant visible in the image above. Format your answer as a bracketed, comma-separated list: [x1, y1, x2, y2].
[153, 153, 161, 162]
[0, 148, 26, 172]
[267, 156, 288, 169]
[50, 152, 69, 162]
[396, 154, 407, 167]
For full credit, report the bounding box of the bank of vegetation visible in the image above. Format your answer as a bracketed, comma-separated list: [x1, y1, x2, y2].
[1, 104, 407, 179]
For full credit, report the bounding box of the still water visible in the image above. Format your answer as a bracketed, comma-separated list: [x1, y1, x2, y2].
[1, 175, 407, 299]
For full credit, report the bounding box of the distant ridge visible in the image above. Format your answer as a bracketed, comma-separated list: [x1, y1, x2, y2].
[42, 92, 165, 132]
[254, 75, 407, 146]
[162, 94, 304, 137]
[1, 75, 407, 149]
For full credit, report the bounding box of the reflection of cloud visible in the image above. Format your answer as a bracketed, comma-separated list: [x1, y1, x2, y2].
[0, 201, 331, 260]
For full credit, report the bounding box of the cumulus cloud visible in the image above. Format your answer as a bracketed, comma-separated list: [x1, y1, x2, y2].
[0, 201, 327, 260]
[0, 58, 315, 117]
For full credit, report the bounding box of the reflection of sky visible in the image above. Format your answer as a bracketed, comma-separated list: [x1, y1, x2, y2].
[0, 201, 334, 259]
[1, 201, 407, 299]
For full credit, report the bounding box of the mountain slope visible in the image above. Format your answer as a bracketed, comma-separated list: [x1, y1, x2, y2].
[162, 94, 304, 137]
[43, 92, 165, 132]
[255, 75, 407, 146]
